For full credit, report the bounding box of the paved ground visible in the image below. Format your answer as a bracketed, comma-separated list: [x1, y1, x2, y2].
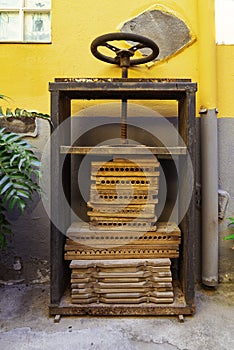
[0, 283, 233, 350]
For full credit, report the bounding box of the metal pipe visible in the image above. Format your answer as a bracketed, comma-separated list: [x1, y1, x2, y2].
[200, 109, 219, 286]
[198, 0, 219, 287]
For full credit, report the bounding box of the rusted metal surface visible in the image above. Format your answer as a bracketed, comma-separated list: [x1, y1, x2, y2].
[49, 78, 197, 101]
[53, 78, 191, 83]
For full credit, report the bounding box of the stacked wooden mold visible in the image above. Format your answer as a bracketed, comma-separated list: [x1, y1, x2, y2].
[88, 158, 159, 232]
[64, 157, 181, 260]
[64, 221, 181, 260]
[69, 258, 174, 304]
[64, 156, 181, 305]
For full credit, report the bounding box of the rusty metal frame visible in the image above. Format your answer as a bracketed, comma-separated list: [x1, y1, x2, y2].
[49, 78, 197, 316]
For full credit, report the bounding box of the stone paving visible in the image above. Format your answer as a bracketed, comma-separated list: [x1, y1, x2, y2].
[0, 283, 233, 350]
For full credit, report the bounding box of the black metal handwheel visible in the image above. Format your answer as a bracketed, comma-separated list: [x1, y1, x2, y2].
[90, 32, 159, 67]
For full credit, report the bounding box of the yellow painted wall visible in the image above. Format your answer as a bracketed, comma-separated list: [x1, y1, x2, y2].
[217, 45, 234, 117]
[0, 0, 198, 113]
[0, 0, 233, 117]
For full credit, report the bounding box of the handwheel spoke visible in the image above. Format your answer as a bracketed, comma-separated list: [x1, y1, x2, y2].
[104, 43, 120, 52]
[130, 43, 146, 52]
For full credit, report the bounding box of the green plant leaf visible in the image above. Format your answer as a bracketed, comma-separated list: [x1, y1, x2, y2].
[3, 187, 16, 205]
[5, 133, 21, 142]
[0, 174, 9, 186]
[227, 217, 234, 224]
[9, 154, 20, 166]
[16, 189, 31, 200]
[6, 108, 13, 116]
[18, 158, 25, 170]
[0, 94, 10, 101]
[12, 182, 31, 191]
[8, 195, 19, 211]
[0, 126, 41, 248]
[223, 234, 234, 240]
[0, 181, 12, 195]
[30, 160, 41, 167]
[17, 198, 27, 214]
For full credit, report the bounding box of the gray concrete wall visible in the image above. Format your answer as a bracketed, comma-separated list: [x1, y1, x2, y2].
[217, 118, 234, 282]
[0, 119, 51, 284]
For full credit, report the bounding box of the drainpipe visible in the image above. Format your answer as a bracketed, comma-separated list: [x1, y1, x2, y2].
[198, 0, 219, 287]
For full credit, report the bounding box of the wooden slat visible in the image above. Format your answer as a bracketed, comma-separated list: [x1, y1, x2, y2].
[69, 258, 171, 268]
[71, 296, 174, 304]
[92, 176, 159, 188]
[65, 250, 179, 260]
[89, 190, 158, 204]
[65, 222, 181, 252]
[87, 202, 156, 218]
[89, 216, 157, 222]
[66, 222, 180, 235]
[70, 266, 171, 274]
[71, 282, 173, 289]
[71, 281, 171, 289]
[71, 289, 174, 297]
[87, 211, 156, 219]
[71, 276, 171, 288]
[89, 219, 157, 232]
[65, 237, 180, 248]
[70, 271, 172, 279]
[60, 146, 187, 155]
[91, 158, 160, 178]
[67, 245, 179, 254]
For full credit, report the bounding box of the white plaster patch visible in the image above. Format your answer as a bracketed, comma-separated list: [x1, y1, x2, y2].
[216, 0, 234, 44]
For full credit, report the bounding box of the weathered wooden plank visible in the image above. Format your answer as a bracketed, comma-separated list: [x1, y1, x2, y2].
[89, 190, 158, 205]
[91, 163, 160, 178]
[66, 222, 181, 237]
[70, 270, 172, 278]
[60, 146, 187, 155]
[71, 282, 173, 289]
[89, 218, 157, 232]
[87, 202, 156, 219]
[69, 258, 171, 268]
[71, 288, 173, 296]
[70, 266, 171, 274]
[65, 239, 180, 249]
[92, 176, 159, 187]
[71, 296, 174, 304]
[65, 223, 181, 252]
[65, 247, 179, 260]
